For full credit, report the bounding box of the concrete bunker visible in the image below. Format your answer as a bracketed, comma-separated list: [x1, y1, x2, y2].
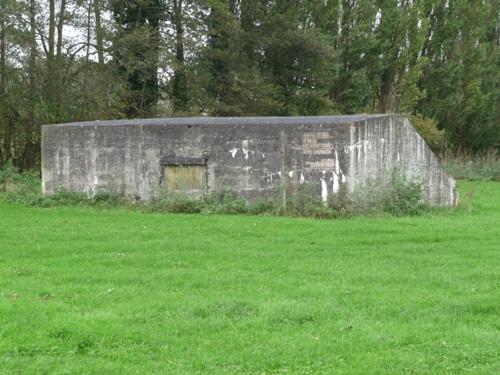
[41, 115, 458, 206]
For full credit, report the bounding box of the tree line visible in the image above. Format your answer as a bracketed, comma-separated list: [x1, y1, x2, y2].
[0, 0, 498, 170]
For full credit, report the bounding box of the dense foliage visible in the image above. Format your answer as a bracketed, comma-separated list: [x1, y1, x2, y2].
[0, 0, 498, 170]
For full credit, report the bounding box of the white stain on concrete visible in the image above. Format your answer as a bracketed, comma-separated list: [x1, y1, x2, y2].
[363, 140, 370, 166]
[335, 150, 340, 174]
[345, 141, 367, 154]
[92, 175, 99, 195]
[267, 171, 282, 183]
[333, 150, 341, 193]
[321, 172, 328, 202]
[332, 172, 340, 193]
[242, 140, 250, 160]
[333, 149, 346, 186]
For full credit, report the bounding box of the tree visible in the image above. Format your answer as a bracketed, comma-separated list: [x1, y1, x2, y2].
[417, 0, 499, 153]
[328, 0, 380, 113]
[112, 0, 165, 118]
[197, 0, 281, 116]
[0, 0, 499, 171]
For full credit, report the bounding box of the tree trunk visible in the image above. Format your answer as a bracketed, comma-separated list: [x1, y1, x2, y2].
[0, 11, 11, 164]
[45, 0, 57, 120]
[48, 0, 55, 60]
[172, 0, 188, 112]
[45, 0, 66, 121]
[22, 0, 38, 170]
[93, 0, 104, 66]
[378, 69, 393, 113]
[147, 1, 161, 114]
[56, 0, 66, 59]
[0, 16, 5, 94]
[86, 0, 91, 63]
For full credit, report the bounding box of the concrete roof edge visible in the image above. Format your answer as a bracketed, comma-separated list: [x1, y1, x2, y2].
[41, 114, 402, 128]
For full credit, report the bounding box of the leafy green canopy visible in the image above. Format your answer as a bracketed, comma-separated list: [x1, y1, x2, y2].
[0, 0, 498, 170]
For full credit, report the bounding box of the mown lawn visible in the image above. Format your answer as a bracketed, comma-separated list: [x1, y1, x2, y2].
[0, 181, 499, 374]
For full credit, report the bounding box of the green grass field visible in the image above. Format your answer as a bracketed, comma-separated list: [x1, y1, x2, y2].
[0, 181, 499, 374]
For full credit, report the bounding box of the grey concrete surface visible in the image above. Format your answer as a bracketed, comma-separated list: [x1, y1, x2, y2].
[41, 115, 458, 206]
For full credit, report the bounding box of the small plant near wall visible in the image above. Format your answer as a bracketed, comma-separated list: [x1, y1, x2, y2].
[409, 114, 445, 153]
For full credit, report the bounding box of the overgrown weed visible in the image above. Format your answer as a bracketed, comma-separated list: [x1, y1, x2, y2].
[443, 151, 500, 181]
[1, 163, 433, 218]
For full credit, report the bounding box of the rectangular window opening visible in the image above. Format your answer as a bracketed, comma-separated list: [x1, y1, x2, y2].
[163, 164, 206, 191]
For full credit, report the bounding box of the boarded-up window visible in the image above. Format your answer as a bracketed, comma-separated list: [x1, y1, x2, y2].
[163, 165, 206, 191]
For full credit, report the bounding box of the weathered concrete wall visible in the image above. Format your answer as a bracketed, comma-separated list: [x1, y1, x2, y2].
[41, 115, 458, 206]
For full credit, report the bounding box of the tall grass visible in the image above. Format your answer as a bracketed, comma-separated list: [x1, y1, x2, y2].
[443, 151, 500, 181]
[0, 161, 40, 195]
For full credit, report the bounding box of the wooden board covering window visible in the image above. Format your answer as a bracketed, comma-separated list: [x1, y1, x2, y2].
[163, 165, 206, 191]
